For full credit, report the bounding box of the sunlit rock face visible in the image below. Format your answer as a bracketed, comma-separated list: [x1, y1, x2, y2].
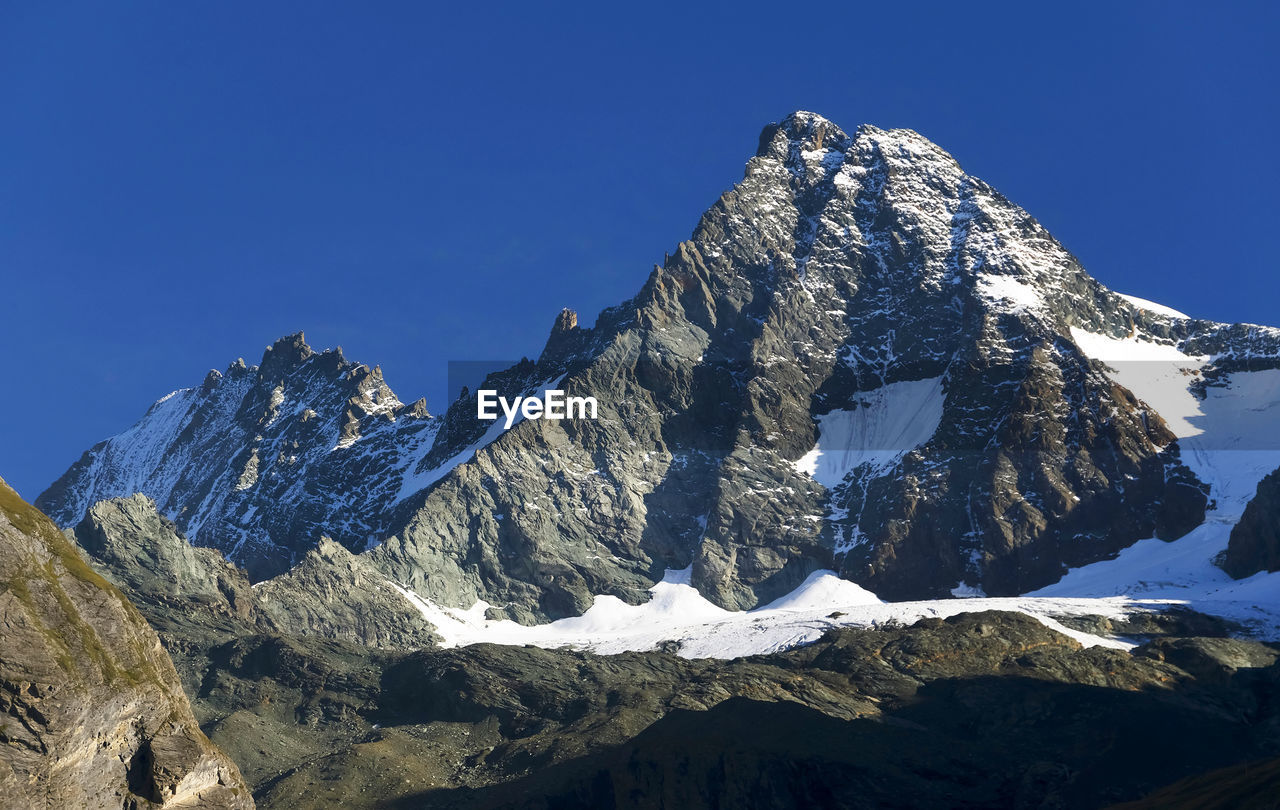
[0, 478, 253, 809]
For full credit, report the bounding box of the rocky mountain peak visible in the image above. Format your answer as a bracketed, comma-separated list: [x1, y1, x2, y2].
[541, 307, 585, 363]
[258, 331, 314, 380]
[553, 307, 578, 333]
[37, 331, 440, 580]
[756, 110, 850, 157]
[201, 368, 223, 393]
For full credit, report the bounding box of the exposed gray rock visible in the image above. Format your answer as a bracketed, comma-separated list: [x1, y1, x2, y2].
[371, 112, 1227, 617]
[255, 537, 440, 649]
[0, 478, 252, 809]
[75, 494, 262, 626]
[39, 335, 438, 581]
[71, 495, 437, 654]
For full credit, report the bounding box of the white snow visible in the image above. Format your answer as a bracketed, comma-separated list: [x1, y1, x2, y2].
[391, 568, 1149, 659]
[398, 343, 1280, 662]
[1117, 293, 1190, 320]
[1036, 331, 1280, 635]
[1068, 328, 1205, 365]
[792, 376, 946, 487]
[976, 273, 1045, 314]
[1069, 326, 1210, 436]
[392, 429, 495, 505]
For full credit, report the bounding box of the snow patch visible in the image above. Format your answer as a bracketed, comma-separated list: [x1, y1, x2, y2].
[1117, 293, 1190, 320]
[792, 376, 945, 487]
[1029, 354, 1280, 637]
[391, 568, 1146, 659]
[1070, 326, 1210, 436]
[976, 273, 1044, 314]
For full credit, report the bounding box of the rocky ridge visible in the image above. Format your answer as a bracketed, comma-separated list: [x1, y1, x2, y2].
[70, 494, 439, 667]
[40, 334, 437, 580]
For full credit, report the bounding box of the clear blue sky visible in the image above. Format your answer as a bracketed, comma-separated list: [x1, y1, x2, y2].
[2, 2, 1277, 499]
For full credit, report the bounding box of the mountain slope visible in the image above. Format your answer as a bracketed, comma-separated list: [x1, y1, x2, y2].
[38, 112, 1280, 621]
[70, 494, 440, 658]
[0, 478, 252, 809]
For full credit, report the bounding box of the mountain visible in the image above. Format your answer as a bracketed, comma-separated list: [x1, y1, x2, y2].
[0, 479, 252, 809]
[38, 112, 1280, 622]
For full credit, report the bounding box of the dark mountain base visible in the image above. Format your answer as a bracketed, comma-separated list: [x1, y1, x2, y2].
[1108, 755, 1280, 810]
[141, 606, 1280, 809]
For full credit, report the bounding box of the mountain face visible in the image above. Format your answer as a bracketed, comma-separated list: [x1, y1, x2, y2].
[45, 482, 1279, 809]
[38, 112, 1280, 620]
[0, 479, 252, 809]
[40, 334, 438, 580]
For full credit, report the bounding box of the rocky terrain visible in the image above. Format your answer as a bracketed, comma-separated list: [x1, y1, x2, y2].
[39, 335, 438, 580]
[72, 553, 1280, 808]
[69, 494, 439, 668]
[0, 479, 252, 809]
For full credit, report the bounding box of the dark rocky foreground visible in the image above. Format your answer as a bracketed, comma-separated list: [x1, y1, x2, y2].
[152, 611, 1280, 810]
[1108, 755, 1280, 810]
[0, 480, 252, 808]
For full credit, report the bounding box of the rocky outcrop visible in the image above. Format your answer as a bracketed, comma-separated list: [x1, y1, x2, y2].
[71, 495, 438, 655]
[0, 478, 252, 808]
[254, 537, 440, 649]
[75, 495, 263, 628]
[1223, 466, 1280, 579]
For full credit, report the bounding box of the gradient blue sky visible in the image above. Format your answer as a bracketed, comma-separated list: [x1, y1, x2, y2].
[2, 2, 1277, 498]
